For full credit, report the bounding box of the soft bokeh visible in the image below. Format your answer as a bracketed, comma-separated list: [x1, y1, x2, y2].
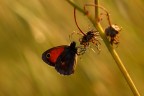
[0, 0, 144, 96]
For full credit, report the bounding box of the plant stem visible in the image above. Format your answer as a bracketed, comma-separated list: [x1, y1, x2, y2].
[96, 23, 140, 96]
[94, 0, 140, 96]
[66, 0, 86, 14]
[66, 0, 140, 95]
[94, 0, 99, 26]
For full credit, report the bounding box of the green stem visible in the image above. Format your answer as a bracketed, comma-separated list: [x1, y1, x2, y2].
[96, 24, 140, 96]
[66, 0, 86, 14]
[66, 0, 141, 95]
[94, 0, 99, 26]
[94, 0, 140, 96]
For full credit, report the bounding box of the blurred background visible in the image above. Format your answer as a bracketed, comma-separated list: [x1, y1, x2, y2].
[0, 0, 144, 96]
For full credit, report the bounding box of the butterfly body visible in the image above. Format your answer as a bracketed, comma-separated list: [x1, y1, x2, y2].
[42, 42, 77, 75]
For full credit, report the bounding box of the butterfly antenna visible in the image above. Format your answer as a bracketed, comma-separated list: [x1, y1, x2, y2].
[84, 4, 112, 26]
[74, 7, 86, 35]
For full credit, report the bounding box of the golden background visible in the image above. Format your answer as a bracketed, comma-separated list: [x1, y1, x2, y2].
[0, 0, 144, 96]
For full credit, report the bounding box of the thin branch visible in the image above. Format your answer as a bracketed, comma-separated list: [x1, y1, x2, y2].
[66, 0, 86, 14]
[84, 3, 112, 26]
[96, 24, 141, 96]
[95, 0, 99, 25]
[94, 1, 140, 95]
[66, 0, 141, 95]
[74, 7, 86, 35]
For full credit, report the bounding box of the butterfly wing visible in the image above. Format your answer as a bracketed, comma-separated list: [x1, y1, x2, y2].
[42, 45, 68, 66]
[55, 42, 78, 75]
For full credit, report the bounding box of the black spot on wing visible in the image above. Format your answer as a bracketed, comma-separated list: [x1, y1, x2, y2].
[42, 50, 55, 66]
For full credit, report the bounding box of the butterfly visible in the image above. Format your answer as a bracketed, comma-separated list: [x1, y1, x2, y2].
[42, 42, 78, 75]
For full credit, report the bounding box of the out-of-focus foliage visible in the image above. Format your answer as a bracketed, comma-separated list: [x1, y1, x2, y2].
[0, 0, 144, 96]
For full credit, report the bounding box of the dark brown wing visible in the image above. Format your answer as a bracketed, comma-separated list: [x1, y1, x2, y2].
[55, 42, 78, 75]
